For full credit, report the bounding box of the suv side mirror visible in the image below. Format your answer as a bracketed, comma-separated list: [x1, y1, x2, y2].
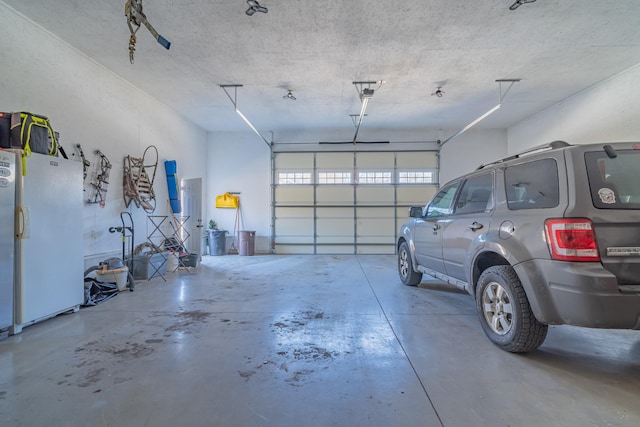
[409, 206, 423, 218]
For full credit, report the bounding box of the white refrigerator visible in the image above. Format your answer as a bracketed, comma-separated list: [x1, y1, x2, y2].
[0, 150, 15, 338]
[8, 151, 84, 334]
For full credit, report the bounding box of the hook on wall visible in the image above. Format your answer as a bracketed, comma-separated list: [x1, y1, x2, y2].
[431, 87, 445, 97]
[246, 0, 268, 16]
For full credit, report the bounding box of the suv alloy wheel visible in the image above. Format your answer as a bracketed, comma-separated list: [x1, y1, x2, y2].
[476, 266, 548, 353]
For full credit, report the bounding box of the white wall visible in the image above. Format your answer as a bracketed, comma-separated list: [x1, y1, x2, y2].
[438, 129, 508, 184]
[0, 4, 208, 263]
[508, 64, 640, 153]
[206, 132, 272, 251]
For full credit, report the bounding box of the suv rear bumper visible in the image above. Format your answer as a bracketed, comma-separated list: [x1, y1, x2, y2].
[514, 259, 640, 329]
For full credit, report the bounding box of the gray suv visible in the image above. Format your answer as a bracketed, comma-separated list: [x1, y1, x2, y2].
[397, 141, 640, 352]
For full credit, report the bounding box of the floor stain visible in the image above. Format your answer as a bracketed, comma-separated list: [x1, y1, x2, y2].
[292, 346, 337, 361]
[165, 310, 212, 333]
[177, 310, 210, 322]
[77, 368, 104, 388]
[74, 359, 100, 368]
[81, 342, 155, 359]
[67, 338, 160, 388]
[284, 369, 314, 385]
[238, 370, 256, 381]
[264, 310, 344, 386]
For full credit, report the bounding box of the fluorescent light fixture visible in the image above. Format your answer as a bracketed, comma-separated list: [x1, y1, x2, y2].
[356, 97, 369, 125]
[220, 84, 271, 148]
[441, 79, 520, 147]
[352, 97, 369, 144]
[235, 108, 270, 146]
[441, 104, 501, 146]
[465, 104, 501, 130]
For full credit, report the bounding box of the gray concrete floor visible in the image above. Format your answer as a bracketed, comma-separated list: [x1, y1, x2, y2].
[1, 254, 640, 426]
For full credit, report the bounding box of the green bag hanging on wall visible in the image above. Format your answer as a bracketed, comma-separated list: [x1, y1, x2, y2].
[9, 112, 59, 157]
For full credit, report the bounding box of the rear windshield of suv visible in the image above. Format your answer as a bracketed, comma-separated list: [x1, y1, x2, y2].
[585, 149, 640, 209]
[505, 158, 559, 210]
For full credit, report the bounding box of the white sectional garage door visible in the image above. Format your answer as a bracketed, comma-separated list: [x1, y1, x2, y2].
[273, 150, 438, 254]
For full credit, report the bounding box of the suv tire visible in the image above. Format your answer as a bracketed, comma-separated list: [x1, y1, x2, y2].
[476, 265, 548, 353]
[398, 241, 423, 286]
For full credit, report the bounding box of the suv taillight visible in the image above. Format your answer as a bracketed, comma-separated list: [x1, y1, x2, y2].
[544, 218, 600, 262]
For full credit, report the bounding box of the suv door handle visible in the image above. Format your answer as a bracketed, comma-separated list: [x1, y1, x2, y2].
[433, 223, 441, 231]
[469, 222, 484, 231]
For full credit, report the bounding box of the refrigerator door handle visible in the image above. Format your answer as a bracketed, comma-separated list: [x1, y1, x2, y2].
[16, 206, 25, 239]
[16, 206, 30, 239]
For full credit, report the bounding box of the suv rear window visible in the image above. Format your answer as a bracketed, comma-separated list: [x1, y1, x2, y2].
[585, 149, 640, 209]
[505, 158, 559, 210]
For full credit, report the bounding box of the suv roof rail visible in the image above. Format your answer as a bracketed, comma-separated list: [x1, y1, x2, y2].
[476, 140, 570, 170]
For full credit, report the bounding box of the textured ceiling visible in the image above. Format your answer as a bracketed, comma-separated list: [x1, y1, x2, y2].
[3, 0, 640, 138]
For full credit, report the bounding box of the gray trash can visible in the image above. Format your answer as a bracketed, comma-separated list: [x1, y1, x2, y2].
[207, 229, 227, 256]
[201, 232, 208, 255]
[239, 230, 255, 256]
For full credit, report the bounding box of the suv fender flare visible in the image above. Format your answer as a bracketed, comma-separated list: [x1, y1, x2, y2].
[470, 242, 554, 325]
[511, 261, 561, 325]
[398, 226, 419, 272]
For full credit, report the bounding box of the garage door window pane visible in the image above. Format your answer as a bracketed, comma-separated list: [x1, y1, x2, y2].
[358, 171, 392, 184]
[279, 172, 311, 184]
[398, 171, 434, 184]
[318, 172, 352, 184]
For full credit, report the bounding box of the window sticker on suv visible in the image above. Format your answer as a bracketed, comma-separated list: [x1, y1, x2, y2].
[505, 159, 559, 210]
[585, 150, 640, 209]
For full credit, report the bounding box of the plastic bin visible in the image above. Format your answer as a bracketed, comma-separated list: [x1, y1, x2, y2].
[179, 253, 199, 267]
[130, 252, 168, 279]
[207, 229, 227, 256]
[239, 230, 256, 256]
[95, 266, 129, 291]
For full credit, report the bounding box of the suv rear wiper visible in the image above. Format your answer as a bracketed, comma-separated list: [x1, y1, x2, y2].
[603, 144, 618, 159]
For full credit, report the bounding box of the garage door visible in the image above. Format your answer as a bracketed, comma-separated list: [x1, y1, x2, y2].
[273, 149, 438, 254]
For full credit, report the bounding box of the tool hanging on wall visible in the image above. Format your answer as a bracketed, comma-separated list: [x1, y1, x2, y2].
[74, 143, 90, 183]
[217, 192, 242, 254]
[125, 0, 171, 64]
[123, 145, 158, 213]
[215, 192, 239, 209]
[88, 150, 112, 208]
[164, 160, 181, 214]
